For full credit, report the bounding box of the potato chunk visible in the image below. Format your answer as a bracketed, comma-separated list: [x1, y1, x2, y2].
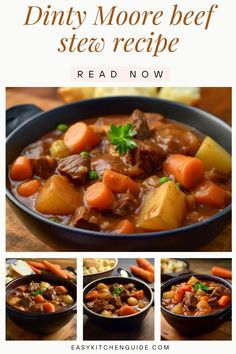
[137, 181, 187, 231]
[35, 175, 82, 215]
[195, 136, 231, 174]
[171, 303, 182, 314]
[162, 291, 175, 299]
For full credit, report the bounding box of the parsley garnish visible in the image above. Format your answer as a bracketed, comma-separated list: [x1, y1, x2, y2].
[113, 287, 122, 295]
[31, 288, 46, 296]
[193, 283, 209, 292]
[108, 123, 137, 156]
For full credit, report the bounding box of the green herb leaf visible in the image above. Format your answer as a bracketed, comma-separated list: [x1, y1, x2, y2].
[176, 182, 182, 189]
[193, 283, 209, 292]
[113, 287, 122, 295]
[159, 176, 171, 185]
[31, 288, 46, 296]
[108, 123, 137, 156]
[48, 216, 60, 223]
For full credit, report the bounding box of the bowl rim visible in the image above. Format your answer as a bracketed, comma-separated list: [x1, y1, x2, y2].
[6, 273, 77, 317]
[83, 275, 154, 319]
[83, 258, 118, 277]
[6, 95, 231, 240]
[161, 273, 232, 319]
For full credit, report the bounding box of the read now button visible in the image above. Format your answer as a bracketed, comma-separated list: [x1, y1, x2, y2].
[71, 67, 170, 83]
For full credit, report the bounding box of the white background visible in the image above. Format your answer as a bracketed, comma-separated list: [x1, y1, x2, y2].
[0, 0, 235, 353]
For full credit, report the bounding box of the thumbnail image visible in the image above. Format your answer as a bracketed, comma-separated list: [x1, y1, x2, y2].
[6, 258, 77, 340]
[83, 257, 154, 340]
[160, 258, 231, 340]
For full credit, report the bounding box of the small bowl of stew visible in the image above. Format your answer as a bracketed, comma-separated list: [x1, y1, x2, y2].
[83, 276, 154, 327]
[161, 274, 231, 335]
[6, 274, 77, 334]
[6, 96, 231, 251]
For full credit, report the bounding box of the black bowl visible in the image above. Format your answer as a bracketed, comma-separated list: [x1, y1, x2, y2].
[6, 96, 231, 251]
[83, 275, 154, 328]
[161, 273, 231, 335]
[161, 259, 190, 282]
[6, 274, 77, 334]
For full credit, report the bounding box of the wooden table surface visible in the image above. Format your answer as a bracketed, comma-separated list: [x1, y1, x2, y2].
[6, 258, 77, 340]
[161, 258, 232, 340]
[6, 87, 231, 252]
[83, 258, 154, 341]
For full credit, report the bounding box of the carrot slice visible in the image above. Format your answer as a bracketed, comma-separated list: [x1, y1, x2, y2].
[163, 154, 204, 188]
[85, 182, 115, 210]
[10, 156, 33, 181]
[17, 179, 41, 197]
[218, 295, 231, 308]
[64, 122, 100, 154]
[103, 170, 140, 194]
[118, 305, 137, 316]
[85, 290, 99, 301]
[43, 303, 55, 313]
[194, 181, 229, 208]
[115, 219, 136, 234]
[34, 294, 45, 303]
[129, 290, 144, 300]
[42, 260, 68, 279]
[55, 286, 68, 294]
[27, 260, 47, 270]
[211, 266, 232, 279]
[136, 258, 154, 273]
[130, 265, 154, 283]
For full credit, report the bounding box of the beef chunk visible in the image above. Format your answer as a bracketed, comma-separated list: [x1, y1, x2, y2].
[72, 206, 103, 231]
[58, 154, 90, 185]
[20, 295, 34, 308]
[130, 109, 151, 140]
[125, 140, 164, 174]
[211, 285, 225, 298]
[183, 292, 198, 310]
[91, 153, 128, 176]
[109, 296, 123, 309]
[120, 290, 129, 302]
[28, 281, 39, 292]
[30, 303, 44, 312]
[43, 287, 56, 300]
[112, 193, 139, 217]
[86, 299, 108, 314]
[208, 296, 219, 308]
[31, 156, 57, 178]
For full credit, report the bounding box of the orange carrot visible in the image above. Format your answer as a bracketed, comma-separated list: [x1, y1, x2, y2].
[42, 260, 68, 279]
[43, 303, 55, 313]
[55, 286, 68, 294]
[218, 295, 231, 308]
[10, 156, 33, 181]
[211, 266, 232, 279]
[64, 122, 100, 154]
[17, 285, 27, 292]
[34, 294, 45, 303]
[27, 260, 47, 270]
[200, 296, 209, 302]
[30, 265, 41, 274]
[173, 289, 185, 303]
[103, 170, 140, 194]
[85, 290, 99, 301]
[163, 154, 204, 188]
[17, 179, 40, 197]
[136, 258, 154, 273]
[129, 290, 144, 300]
[118, 305, 137, 316]
[179, 284, 192, 292]
[85, 182, 115, 210]
[130, 265, 154, 283]
[115, 219, 136, 234]
[194, 181, 229, 208]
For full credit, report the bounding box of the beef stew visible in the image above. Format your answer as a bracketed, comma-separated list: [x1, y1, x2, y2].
[8, 110, 231, 234]
[84, 282, 149, 317]
[7, 280, 75, 313]
[162, 275, 231, 316]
